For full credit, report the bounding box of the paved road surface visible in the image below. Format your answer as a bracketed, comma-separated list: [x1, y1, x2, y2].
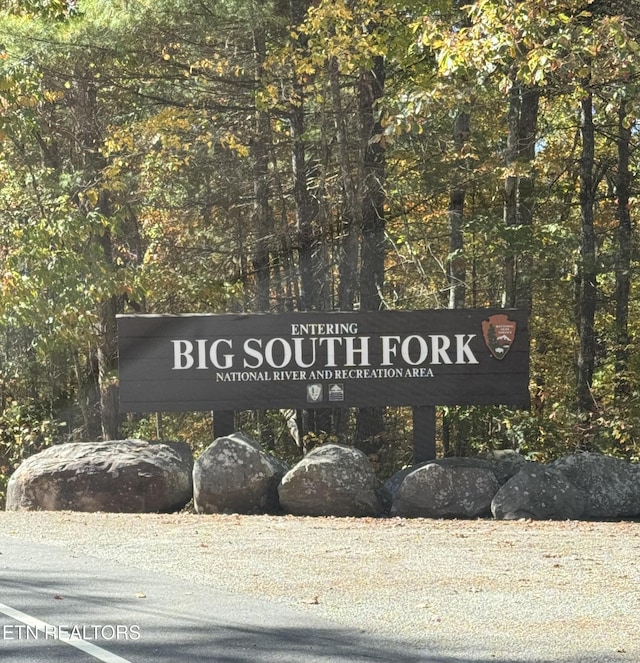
[0, 535, 436, 663]
[2, 515, 639, 663]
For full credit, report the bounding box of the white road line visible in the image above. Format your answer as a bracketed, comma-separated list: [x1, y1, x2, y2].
[0, 601, 132, 663]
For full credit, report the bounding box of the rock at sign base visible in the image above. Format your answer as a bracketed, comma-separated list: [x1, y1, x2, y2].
[6, 440, 193, 513]
[279, 444, 379, 517]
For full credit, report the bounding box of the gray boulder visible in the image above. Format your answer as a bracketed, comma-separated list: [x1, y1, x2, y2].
[193, 433, 287, 514]
[278, 444, 379, 517]
[434, 455, 528, 485]
[480, 451, 531, 484]
[391, 463, 499, 518]
[6, 440, 193, 513]
[491, 464, 586, 520]
[384, 463, 421, 499]
[552, 453, 640, 519]
[385, 455, 525, 500]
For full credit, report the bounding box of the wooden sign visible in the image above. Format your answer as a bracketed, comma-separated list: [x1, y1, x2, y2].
[117, 309, 529, 413]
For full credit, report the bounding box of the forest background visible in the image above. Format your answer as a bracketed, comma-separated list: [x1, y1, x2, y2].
[1, 0, 639, 506]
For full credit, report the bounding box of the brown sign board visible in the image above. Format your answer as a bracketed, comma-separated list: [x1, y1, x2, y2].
[117, 309, 529, 413]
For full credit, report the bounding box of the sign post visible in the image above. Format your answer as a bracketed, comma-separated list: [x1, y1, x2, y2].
[118, 309, 529, 460]
[412, 405, 437, 463]
[213, 410, 235, 440]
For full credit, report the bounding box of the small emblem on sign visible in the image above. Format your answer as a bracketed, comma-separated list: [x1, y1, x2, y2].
[307, 383, 323, 403]
[482, 314, 517, 360]
[328, 383, 344, 402]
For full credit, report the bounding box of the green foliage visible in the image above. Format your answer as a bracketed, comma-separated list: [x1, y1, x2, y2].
[0, 399, 66, 508]
[121, 412, 214, 458]
[0, 0, 639, 473]
[442, 402, 640, 463]
[2, 0, 77, 20]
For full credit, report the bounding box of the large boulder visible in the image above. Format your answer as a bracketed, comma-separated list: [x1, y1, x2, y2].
[491, 464, 586, 520]
[479, 450, 531, 485]
[384, 455, 524, 501]
[278, 444, 379, 517]
[6, 440, 193, 513]
[391, 462, 499, 518]
[552, 453, 640, 519]
[193, 433, 288, 514]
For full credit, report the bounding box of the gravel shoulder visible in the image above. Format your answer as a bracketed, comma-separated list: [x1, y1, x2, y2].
[0, 512, 639, 662]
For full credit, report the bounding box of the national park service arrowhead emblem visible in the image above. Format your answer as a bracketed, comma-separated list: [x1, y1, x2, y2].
[306, 383, 323, 403]
[482, 314, 517, 360]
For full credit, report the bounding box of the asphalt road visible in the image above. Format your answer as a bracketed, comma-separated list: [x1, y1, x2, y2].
[0, 535, 438, 663]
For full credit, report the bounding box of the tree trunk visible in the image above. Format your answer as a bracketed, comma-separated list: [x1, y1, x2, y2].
[285, 0, 327, 439]
[443, 110, 470, 455]
[251, 28, 273, 312]
[73, 350, 101, 439]
[359, 57, 386, 312]
[577, 91, 597, 413]
[288, 0, 321, 311]
[75, 74, 120, 440]
[356, 56, 386, 445]
[448, 111, 469, 310]
[95, 199, 120, 441]
[292, 91, 321, 310]
[329, 56, 359, 312]
[503, 82, 539, 312]
[614, 100, 632, 401]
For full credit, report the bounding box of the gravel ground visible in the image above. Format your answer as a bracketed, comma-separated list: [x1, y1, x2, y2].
[0, 512, 639, 662]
